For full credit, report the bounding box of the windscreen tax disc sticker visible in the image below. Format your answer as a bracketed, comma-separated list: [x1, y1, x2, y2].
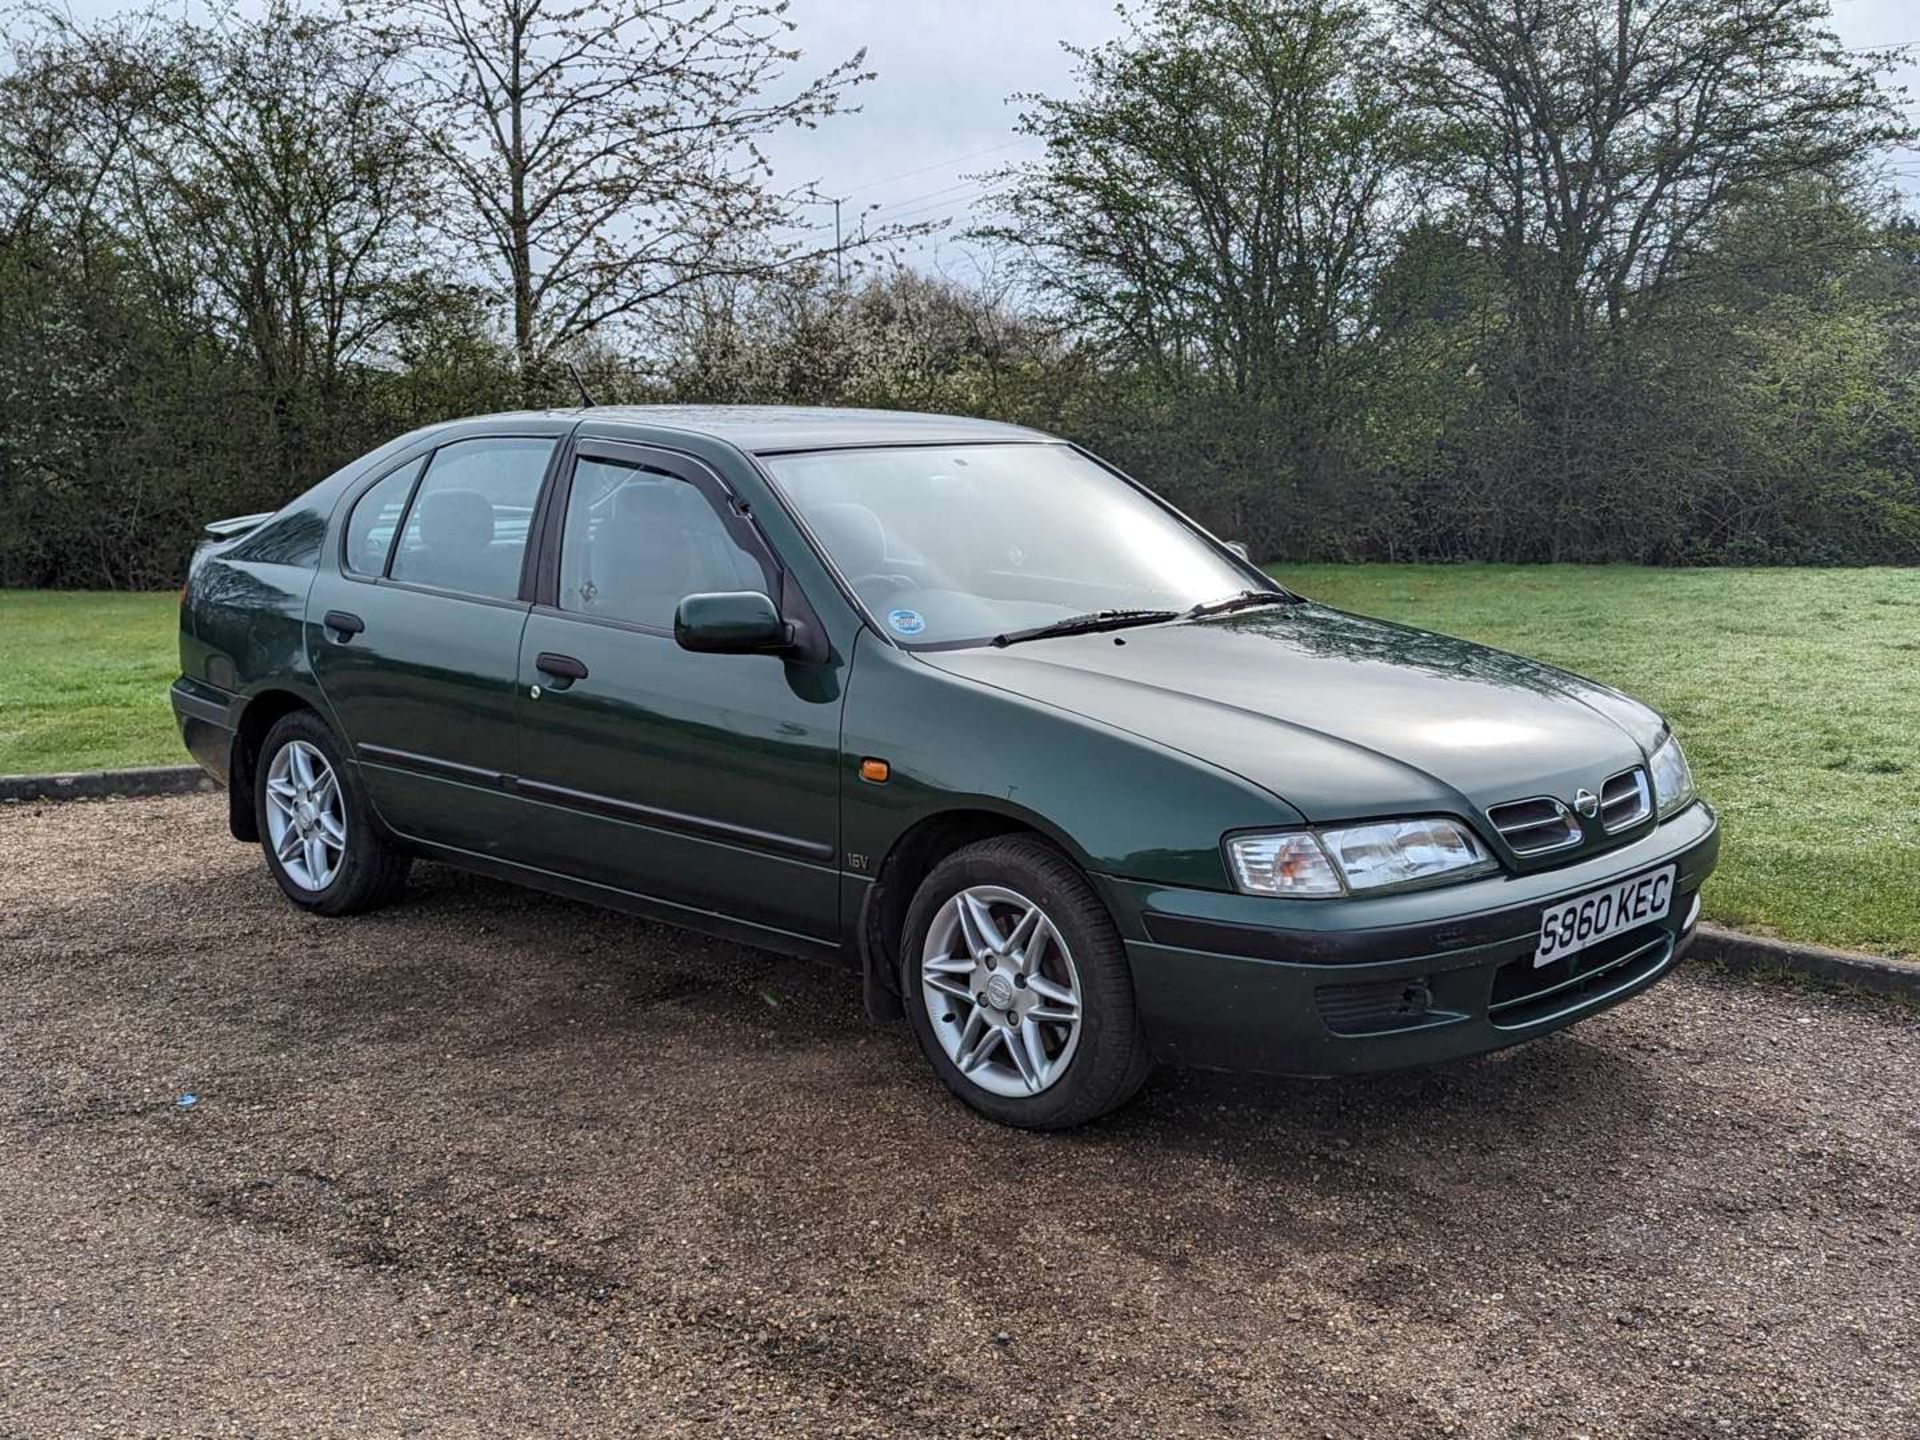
[887, 608, 926, 636]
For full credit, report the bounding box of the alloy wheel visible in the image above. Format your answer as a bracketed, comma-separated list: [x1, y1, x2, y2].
[263, 739, 346, 892]
[920, 884, 1083, 1098]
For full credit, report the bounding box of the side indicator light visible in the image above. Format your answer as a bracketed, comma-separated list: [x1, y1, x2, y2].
[859, 758, 891, 784]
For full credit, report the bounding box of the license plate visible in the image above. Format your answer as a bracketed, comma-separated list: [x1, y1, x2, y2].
[1535, 864, 1676, 966]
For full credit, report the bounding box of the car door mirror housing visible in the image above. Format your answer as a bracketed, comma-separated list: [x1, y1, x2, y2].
[674, 590, 792, 655]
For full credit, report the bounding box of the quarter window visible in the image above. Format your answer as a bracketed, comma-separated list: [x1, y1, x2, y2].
[557, 457, 767, 629]
[342, 458, 425, 577]
[389, 438, 554, 600]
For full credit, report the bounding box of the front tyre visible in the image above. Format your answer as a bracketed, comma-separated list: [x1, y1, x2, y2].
[255, 709, 409, 915]
[901, 835, 1151, 1129]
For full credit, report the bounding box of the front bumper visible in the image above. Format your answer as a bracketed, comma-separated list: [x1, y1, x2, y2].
[1098, 801, 1719, 1076]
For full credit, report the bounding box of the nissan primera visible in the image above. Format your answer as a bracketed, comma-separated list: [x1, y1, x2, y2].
[172, 406, 1718, 1127]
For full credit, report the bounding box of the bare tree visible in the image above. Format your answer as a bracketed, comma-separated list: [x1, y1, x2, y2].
[156, 4, 441, 423]
[362, 0, 873, 398]
[1399, 0, 1908, 351]
[1396, 0, 1910, 555]
[977, 0, 1421, 548]
[983, 0, 1418, 390]
[8, 4, 440, 419]
[0, 8, 183, 281]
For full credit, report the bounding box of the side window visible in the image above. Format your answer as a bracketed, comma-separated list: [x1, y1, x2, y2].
[557, 457, 768, 630]
[389, 438, 555, 600]
[342, 458, 425, 577]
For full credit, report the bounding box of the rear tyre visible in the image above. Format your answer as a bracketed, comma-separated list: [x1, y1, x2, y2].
[254, 709, 409, 915]
[901, 835, 1152, 1129]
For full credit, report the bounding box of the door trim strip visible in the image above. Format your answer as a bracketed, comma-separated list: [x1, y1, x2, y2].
[357, 744, 834, 864]
[507, 775, 835, 862]
[357, 743, 503, 786]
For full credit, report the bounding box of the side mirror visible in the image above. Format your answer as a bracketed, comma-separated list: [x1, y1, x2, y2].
[1225, 540, 1251, 561]
[674, 590, 792, 655]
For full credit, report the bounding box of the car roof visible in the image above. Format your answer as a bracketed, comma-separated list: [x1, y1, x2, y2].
[482, 404, 1056, 455]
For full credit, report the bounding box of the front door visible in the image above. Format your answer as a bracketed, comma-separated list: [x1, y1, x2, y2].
[309, 431, 561, 854]
[509, 441, 845, 943]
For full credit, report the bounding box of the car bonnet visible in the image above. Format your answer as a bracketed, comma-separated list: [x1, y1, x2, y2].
[915, 604, 1661, 824]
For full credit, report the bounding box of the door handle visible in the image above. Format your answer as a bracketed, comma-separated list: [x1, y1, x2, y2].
[534, 652, 588, 689]
[323, 609, 365, 639]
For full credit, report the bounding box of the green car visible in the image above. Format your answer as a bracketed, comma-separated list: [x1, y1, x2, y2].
[172, 406, 1718, 1127]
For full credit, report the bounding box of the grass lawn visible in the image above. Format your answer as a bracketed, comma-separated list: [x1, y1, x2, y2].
[1277, 565, 1920, 961]
[5, 570, 1918, 959]
[1, 590, 182, 775]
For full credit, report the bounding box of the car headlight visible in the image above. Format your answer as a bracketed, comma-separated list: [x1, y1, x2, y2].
[1227, 818, 1495, 898]
[1649, 732, 1695, 818]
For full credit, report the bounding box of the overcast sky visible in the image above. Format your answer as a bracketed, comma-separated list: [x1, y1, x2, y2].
[753, 0, 1121, 271]
[759, 0, 1919, 270]
[53, 0, 1920, 271]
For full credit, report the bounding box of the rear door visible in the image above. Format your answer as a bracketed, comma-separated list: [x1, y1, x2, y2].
[507, 439, 845, 942]
[308, 428, 566, 854]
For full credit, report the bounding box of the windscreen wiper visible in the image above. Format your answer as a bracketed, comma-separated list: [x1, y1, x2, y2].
[991, 608, 1181, 648]
[1183, 588, 1300, 620]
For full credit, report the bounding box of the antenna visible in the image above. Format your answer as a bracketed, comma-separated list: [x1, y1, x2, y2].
[565, 361, 596, 408]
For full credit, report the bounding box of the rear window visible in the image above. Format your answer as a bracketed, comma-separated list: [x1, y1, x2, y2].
[388, 438, 554, 600]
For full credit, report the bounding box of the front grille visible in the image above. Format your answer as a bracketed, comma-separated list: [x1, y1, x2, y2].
[1598, 766, 1651, 833]
[1486, 796, 1582, 856]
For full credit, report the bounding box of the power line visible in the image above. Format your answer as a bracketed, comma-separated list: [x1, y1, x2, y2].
[839, 139, 1033, 196]
[867, 175, 993, 217]
[864, 184, 1011, 231]
[792, 175, 1000, 236]
[784, 139, 1036, 249]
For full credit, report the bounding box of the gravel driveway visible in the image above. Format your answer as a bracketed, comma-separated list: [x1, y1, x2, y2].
[3, 793, 1916, 1439]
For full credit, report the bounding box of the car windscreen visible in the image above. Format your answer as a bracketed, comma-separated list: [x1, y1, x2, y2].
[760, 443, 1262, 648]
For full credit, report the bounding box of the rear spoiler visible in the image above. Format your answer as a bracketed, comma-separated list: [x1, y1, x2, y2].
[202, 511, 273, 541]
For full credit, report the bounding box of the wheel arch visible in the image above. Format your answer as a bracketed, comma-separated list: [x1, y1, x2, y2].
[225, 687, 323, 842]
[858, 805, 1082, 1023]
